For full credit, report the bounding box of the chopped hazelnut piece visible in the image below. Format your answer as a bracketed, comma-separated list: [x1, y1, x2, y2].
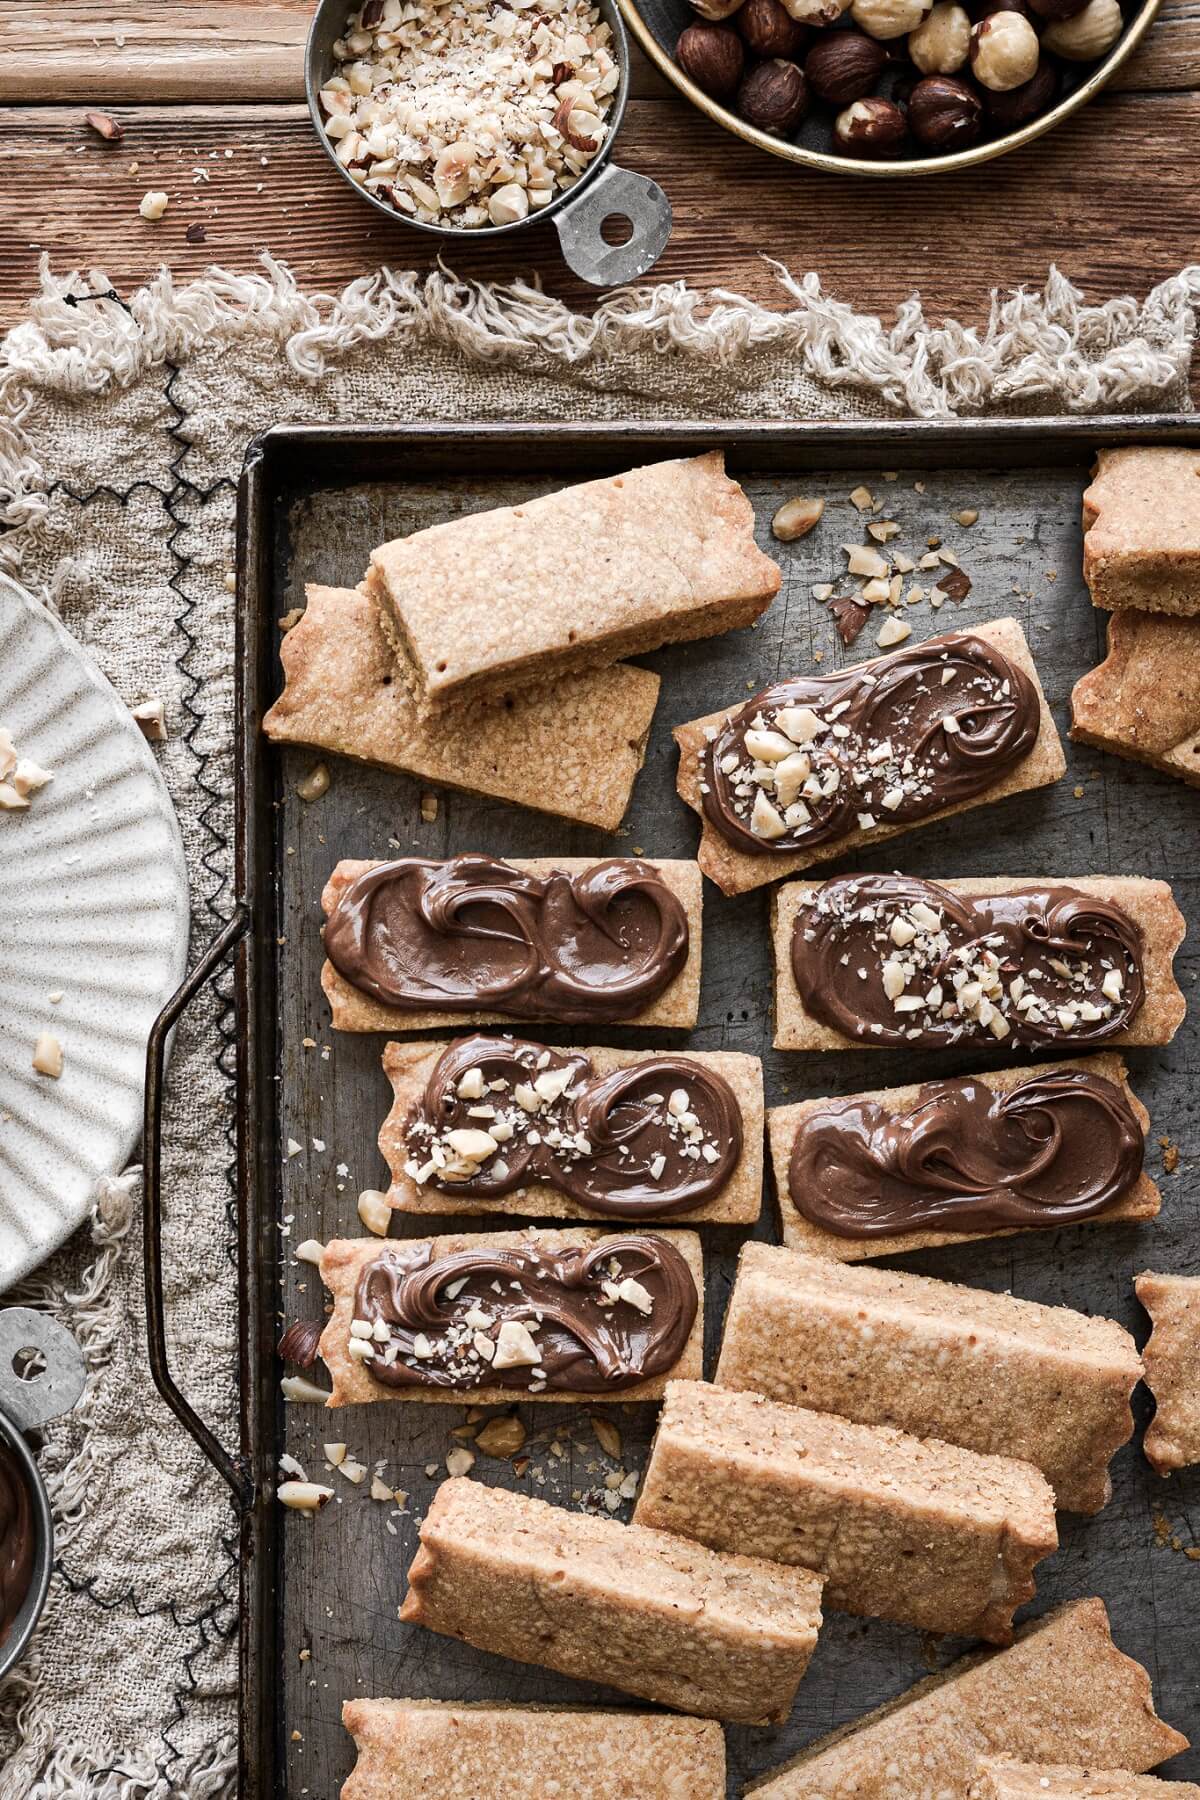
[32, 1033, 63, 1078]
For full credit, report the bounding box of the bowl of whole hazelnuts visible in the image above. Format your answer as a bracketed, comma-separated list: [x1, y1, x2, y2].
[616, 0, 1158, 170]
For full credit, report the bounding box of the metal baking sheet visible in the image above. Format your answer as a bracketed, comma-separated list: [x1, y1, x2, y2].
[234, 421, 1200, 1799]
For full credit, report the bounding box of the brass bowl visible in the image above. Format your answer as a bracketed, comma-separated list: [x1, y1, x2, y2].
[617, 0, 1162, 175]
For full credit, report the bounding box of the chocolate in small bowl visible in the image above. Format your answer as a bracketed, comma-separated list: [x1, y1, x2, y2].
[0, 1438, 34, 1648]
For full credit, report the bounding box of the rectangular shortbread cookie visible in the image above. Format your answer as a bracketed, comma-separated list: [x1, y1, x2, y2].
[367, 452, 782, 715]
[1083, 447, 1200, 616]
[318, 1228, 704, 1406]
[378, 1039, 764, 1224]
[398, 1478, 824, 1725]
[714, 1243, 1141, 1513]
[1136, 1271, 1200, 1474]
[340, 1699, 727, 1800]
[971, 1760, 1200, 1799]
[322, 856, 703, 1033]
[770, 1053, 1160, 1260]
[675, 618, 1066, 894]
[261, 585, 661, 831]
[632, 1379, 1057, 1643]
[1070, 610, 1200, 790]
[772, 875, 1187, 1052]
[746, 1597, 1188, 1797]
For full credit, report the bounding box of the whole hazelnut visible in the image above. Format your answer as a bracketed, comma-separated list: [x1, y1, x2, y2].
[969, 9, 1039, 87]
[907, 72, 984, 146]
[1041, 0, 1122, 55]
[688, 0, 747, 19]
[778, 0, 851, 23]
[851, 0, 932, 36]
[805, 29, 888, 99]
[676, 22, 746, 95]
[908, 1, 971, 70]
[984, 54, 1056, 123]
[737, 57, 810, 131]
[833, 94, 908, 152]
[737, 0, 810, 55]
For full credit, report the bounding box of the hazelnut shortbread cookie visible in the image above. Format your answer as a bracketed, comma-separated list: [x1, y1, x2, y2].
[262, 585, 660, 830]
[378, 1036, 763, 1224]
[1136, 1271, 1200, 1474]
[772, 873, 1186, 1051]
[675, 619, 1065, 894]
[366, 453, 781, 717]
[1083, 448, 1200, 616]
[398, 1479, 824, 1724]
[747, 1597, 1188, 1797]
[972, 1759, 1200, 1798]
[770, 1053, 1159, 1260]
[715, 1243, 1141, 1513]
[1071, 610, 1200, 790]
[340, 1699, 726, 1800]
[322, 854, 703, 1032]
[316, 1227, 703, 1406]
[633, 1380, 1058, 1643]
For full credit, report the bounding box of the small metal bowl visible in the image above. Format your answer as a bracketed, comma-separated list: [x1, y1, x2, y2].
[0, 1308, 86, 1681]
[306, 0, 673, 284]
[617, 0, 1162, 176]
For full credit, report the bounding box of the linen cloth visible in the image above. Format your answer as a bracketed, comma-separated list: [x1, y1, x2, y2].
[0, 253, 1197, 1800]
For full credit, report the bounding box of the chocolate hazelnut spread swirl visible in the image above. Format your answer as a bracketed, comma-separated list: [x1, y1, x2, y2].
[351, 1236, 698, 1393]
[0, 1443, 33, 1647]
[790, 1069, 1145, 1238]
[702, 631, 1040, 854]
[402, 1036, 742, 1218]
[791, 874, 1144, 1048]
[324, 855, 689, 1023]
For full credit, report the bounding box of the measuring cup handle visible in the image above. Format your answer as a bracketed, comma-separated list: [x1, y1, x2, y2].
[552, 163, 673, 287]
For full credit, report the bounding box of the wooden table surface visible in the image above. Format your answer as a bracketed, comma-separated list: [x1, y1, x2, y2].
[3, 0, 1199, 341]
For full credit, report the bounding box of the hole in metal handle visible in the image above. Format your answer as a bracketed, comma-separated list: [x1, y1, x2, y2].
[0, 1308, 86, 1433]
[553, 164, 672, 287]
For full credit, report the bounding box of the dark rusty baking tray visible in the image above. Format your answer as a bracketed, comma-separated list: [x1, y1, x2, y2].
[145, 420, 1199, 1799]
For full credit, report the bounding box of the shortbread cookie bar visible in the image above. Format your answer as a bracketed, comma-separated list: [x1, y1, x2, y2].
[715, 1244, 1141, 1513]
[317, 1227, 703, 1406]
[378, 1036, 763, 1224]
[773, 873, 1186, 1052]
[398, 1479, 823, 1725]
[1083, 448, 1200, 616]
[675, 619, 1065, 894]
[1136, 1271, 1200, 1473]
[322, 855, 702, 1032]
[1071, 610, 1200, 790]
[770, 1053, 1159, 1260]
[747, 1597, 1188, 1797]
[632, 1380, 1057, 1642]
[367, 453, 781, 717]
[972, 1760, 1200, 1798]
[261, 585, 661, 831]
[340, 1700, 726, 1800]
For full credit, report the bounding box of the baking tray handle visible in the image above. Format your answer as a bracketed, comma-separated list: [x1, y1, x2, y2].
[143, 904, 254, 1511]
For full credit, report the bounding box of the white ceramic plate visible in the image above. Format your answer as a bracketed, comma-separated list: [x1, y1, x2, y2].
[0, 576, 189, 1292]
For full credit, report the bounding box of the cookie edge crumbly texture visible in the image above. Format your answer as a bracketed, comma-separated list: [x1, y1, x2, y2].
[768, 1051, 1160, 1260]
[316, 1226, 704, 1407]
[771, 874, 1187, 1051]
[971, 1757, 1200, 1798]
[1070, 608, 1200, 790]
[368, 452, 782, 716]
[744, 1596, 1189, 1796]
[714, 1239, 1142, 1514]
[675, 617, 1067, 895]
[320, 856, 703, 1033]
[339, 1699, 726, 1800]
[1136, 1270, 1200, 1474]
[377, 1039, 764, 1224]
[262, 584, 661, 831]
[1083, 447, 1200, 616]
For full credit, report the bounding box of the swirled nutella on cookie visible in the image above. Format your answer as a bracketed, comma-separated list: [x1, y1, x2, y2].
[400, 1036, 743, 1219]
[349, 1236, 698, 1394]
[701, 631, 1040, 853]
[323, 854, 689, 1024]
[790, 874, 1144, 1048]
